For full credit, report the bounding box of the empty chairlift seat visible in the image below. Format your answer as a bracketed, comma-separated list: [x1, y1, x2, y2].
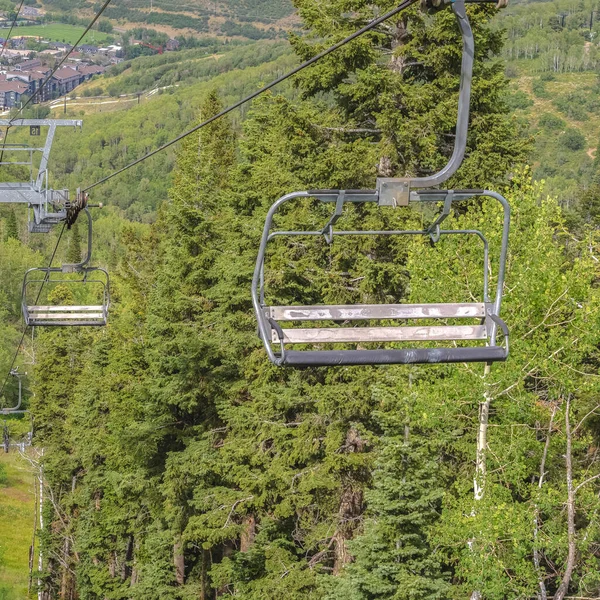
[22, 266, 110, 327]
[22, 207, 110, 327]
[252, 1, 511, 368]
[252, 189, 510, 367]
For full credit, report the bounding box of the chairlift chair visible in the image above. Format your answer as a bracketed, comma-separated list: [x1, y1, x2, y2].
[252, 0, 510, 367]
[22, 208, 110, 327]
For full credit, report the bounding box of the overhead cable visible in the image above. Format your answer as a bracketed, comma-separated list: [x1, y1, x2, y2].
[0, 224, 66, 399]
[11, 0, 114, 121]
[82, 0, 417, 192]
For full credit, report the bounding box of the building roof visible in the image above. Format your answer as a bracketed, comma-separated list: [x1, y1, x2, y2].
[6, 72, 30, 82]
[27, 70, 48, 81]
[49, 42, 72, 50]
[78, 65, 105, 76]
[0, 80, 29, 93]
[15, 58, 42, 71]
[52, 67, 81, 81]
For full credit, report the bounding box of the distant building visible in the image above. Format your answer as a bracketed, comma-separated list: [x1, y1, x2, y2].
[2, 49, 34, 62]
[79, 44, 99, 55]
[14, 59, 42, 72]
[77, 64, 105, 80]
[5, 66, 52, 102]
[49, 42, 73, 52]
[0, 80, 29, 108]
[22, 6, 44, 18]
[98, 44, 122, 57]
[11, 37, 27, 50]
[38, 49, 62, 58]
[166, 39, 180, 51]
[51, 66, 81, 96]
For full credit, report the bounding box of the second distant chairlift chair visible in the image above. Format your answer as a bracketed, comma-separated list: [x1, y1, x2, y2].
[22, 208, 110, 327]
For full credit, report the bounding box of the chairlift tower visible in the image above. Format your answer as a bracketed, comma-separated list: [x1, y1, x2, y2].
[0, 118, 83, 233]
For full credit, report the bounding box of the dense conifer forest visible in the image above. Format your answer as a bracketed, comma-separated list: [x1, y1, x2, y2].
[1, 0, 600, 599]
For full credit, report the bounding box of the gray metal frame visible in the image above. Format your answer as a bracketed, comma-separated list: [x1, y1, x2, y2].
[21, 208, 111, 327]
[252, 190, 510, 366]
[0, 119, 82, 233]
[377, 0, 474, 205]
[1, 368, 24, 414]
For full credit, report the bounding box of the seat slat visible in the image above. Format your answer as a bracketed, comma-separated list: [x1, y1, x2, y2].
[273, 325, 487, 344]
[28, 305, 104, 312]
[270, 303, 485, 321]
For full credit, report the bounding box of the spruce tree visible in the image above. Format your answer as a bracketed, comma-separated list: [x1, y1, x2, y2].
[66, 220, 82, 265]
[4, 209, 18, 241]
[324, 378, 450, 600]
[143, 90, 238, 595]
[290, 0, 530, 186]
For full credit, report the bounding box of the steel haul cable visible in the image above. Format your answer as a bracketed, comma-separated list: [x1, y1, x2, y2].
[0, 223, 66, 399]
[0, 0, 26, 60]
[10, 0, 114, 121]
[82, 0, 417, 192]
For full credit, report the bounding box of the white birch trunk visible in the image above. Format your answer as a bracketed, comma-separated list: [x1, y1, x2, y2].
[470, 363, 492, 600]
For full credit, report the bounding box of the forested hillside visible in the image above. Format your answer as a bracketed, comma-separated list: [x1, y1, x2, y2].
[40, 0, 295, 39]
[501, 0, 600, 207]
[1, 0, 600, 599]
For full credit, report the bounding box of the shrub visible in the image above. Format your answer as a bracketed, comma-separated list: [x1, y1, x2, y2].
[538, 113, 565, 129]
[532, 78, 548, 98]
[506, 90, 533, 111]
[560, 128, 586, 151]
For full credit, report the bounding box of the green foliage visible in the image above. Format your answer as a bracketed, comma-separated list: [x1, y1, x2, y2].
[538, 112, 565, 130]
[553, 90, 593, 120]
[104, 5, 210, 33]
[560, 127, 586, 150]
[3, 210, 18, 242]
[220, 20, 282, 39]
[66, 221, 82, 264]
[4, 2, 600, 599]
[502, 0, 600, 73]
[505, 89, 533, 111]
[532, 78, 549, 98]
[290, 1, 530, 187]
[324, 386, 450, 600]
[0, 452, 36, 596]
[98, 19, 113, 33]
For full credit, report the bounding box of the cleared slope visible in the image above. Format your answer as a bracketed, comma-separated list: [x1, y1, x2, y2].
[0, 451, 36, 600]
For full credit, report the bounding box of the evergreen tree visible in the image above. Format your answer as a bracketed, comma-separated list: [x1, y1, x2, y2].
[324, 378, 450, 600]
[142, 90, 238, 596]
[290, 0, 530, 186]
[66, 220, 82, 264]
[4, 209, 18, 242]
